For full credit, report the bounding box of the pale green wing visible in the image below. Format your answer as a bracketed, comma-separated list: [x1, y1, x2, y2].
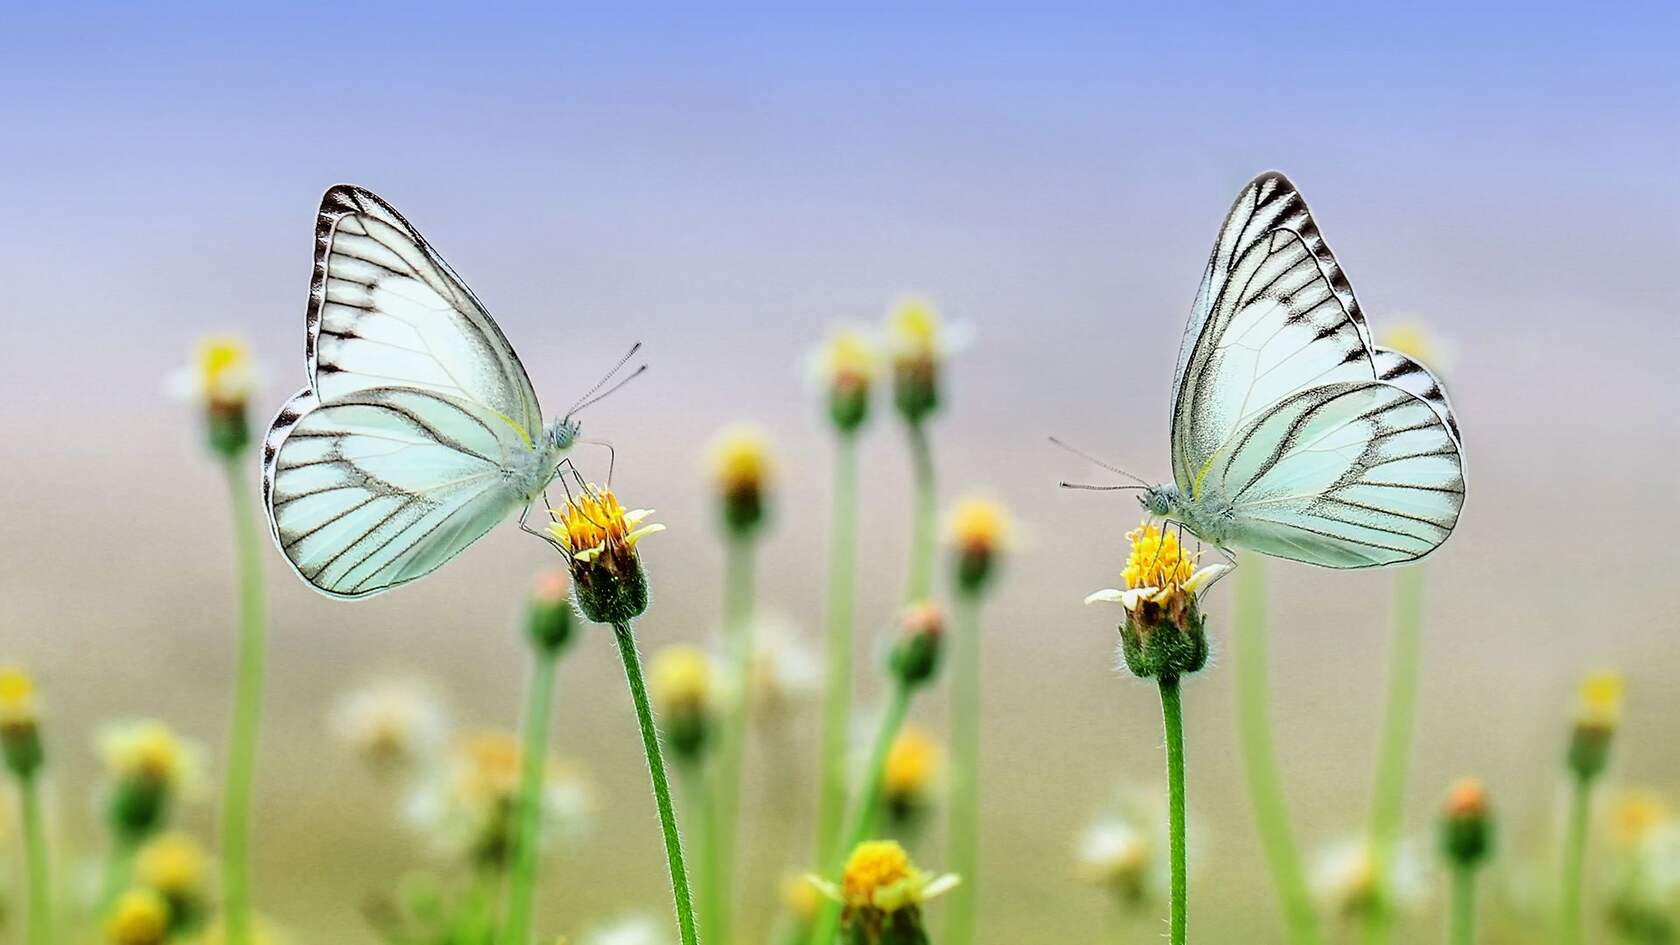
[1207, 381, 1464, 568]
[1170, 172, 1377, 496]
[263, 386, 526, 599]
[307, 185, 544, 443]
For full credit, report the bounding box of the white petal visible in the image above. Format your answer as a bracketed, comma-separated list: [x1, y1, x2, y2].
[1083, 588, 1127, 606]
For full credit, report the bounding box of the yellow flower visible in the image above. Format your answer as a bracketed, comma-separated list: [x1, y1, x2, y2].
[782, 870, 823, 924]
[1610, 790, 1672, 849]
[169, 335, 259, 409]
[106, 888, 170, 945]
[548, 486, 663, 568]
[882, 725, 941, 803]
[886, 297, 946, 365]
[813, 326, 880, 391]
[1379, 322, 1452, 373]
[1443, 776, 1490, 820]
[706, 423, 774, 497]
[0, 667, 37, 726]
[1577, 670, 1623, 730]
[1084, 521, 1228, 612]
[135, 831, 210, 898]
[817, 839, 959, 914]
[947, 494, 1010, 556]
[650, 645, 714, 717]
[98, 720, 204, 794]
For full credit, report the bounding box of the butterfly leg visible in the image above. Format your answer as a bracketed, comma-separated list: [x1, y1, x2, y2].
[573, 438, 618, 486]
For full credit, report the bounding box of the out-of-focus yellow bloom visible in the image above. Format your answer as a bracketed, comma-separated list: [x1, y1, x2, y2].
[814, 327, 880, 391]
[106, 888, 170, 945]
[816, 839, 959, 914]
[1443, 777, 1490, 820]
[169, 335, 259, 409]
[782, 870, 823, 925]
[330, 680, 448, 773]
[1379, 322, 1453, 374]
[650, 645, 714, 717]
[1610, 790, 1672, 849]
[136, 832, 211, 899]
[947, 495, 1010, 558]
[0, 666, 44, 776]
[886, 297, 948, 366]
[706, 423, 774, 498]
[1577, 670, 1624, 730]
[409, 731, 594, 864]
[98, 721, 205, 795]
[882, 725, 941, 804]
[550, 487, 664, 567]
[0, 667, 37, 725]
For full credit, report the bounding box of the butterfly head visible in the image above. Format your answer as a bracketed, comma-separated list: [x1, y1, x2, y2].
[1140, 484, 1179, 519]
[546, 417, 582, 451]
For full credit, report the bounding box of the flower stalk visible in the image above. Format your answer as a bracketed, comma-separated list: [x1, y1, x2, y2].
[20, 772, 52, 945]
[1561, 671, 1620, 945]
[816, 430, 861, 867]
[1160, 676, 1189, 945]
[1439, 778, 1493, 945]
[219, 453, 267, 945]
[1363, 564, 1427, 945]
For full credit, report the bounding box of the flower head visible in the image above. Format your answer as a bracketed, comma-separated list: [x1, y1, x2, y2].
[1569, 669, 1622, 780]
[747, 617, 822, 720]
[947, 493, 1011, 595]
[649, 644, 716, 762]
[1439, 777, 1495, 868]
[1077, 819, 1157, 905]
[97, 720, 207, 840]
[1379, 321, 1454, 375]
[782, 870, 824, 927]
[1312, 835, 1428, 921]
[810, 840, 958, 943]
[1611, 790, 1673, 850]
[811, 325, 879, 432]
[548, 485, 663, 624]
[0, 666, 44, 777]
[527, 567, 578, 654]
[169, 335, 260, 457]
[705, 423, 774, 536]
[106, 888, 170, 945]
[889, 602, 945, 689]
[407, 730, 593, 866]
[330, 680, 448, 774]
[882, 724, 942, 823]
[1085, 522, 1226, 680]
[885, 296, 962, 424]
[136, 831, 212, 930]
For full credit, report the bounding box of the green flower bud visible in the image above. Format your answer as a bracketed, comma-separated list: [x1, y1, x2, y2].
[889, 604, 944, 689]
[526, 570, 577, 654]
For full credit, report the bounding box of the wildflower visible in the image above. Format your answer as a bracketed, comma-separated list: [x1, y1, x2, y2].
[782, 870, 823, 927]
[1085, 522, 1227, 680]
[946, 493, 1010, 596]
[0, 667, 44, 778]
[706, 423, 774, 537]
[1312, 836, 1427, 922]
[1610, 790, 1673, 850]
[882, 725, 941, 825]
[330, 680, 448, 775]
[747, 617, 822, 721]
[135, 832, 211, 931]
[888, 603, 945, 689]
[885, 296, 961, 425]
[1568, 670, 1622, 781]
[528, 567, 578, 654]
[1439, 777, 1494, 869]
[168, 335, 260, 458]
[106, 888, 169, 945]
[548, 485, 664, 625]
[1077, 818, 1158, 906]
[810, 839, 958, 945]
[408, 731, 592, 867]
[649, 645, 716, 762]
[1379, 321, 1454, 374]
[812, 326, 880, 433]
[97, 720, 206, 842]
[1604, 792, 1680, 944]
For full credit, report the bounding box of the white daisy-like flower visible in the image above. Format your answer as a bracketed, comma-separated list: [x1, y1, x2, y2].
[330, 679, 449, 774]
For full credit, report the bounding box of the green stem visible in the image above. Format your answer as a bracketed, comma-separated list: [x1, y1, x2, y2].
[680, 761, 725, 945]
[904, 420, 937, 604]
[612, 622, 701, 945]
[1560, 772, 1592, 945]
[20, 773, 52, 945]
[815, 432, 860, 868]
[99, 834, 139, 913]
[1160, 676, 1189, 945]
[715, 533, 757, 943]
[220, 455, 267, 945]
[504, 648, 560, 945]
[1234, 553, 1323, 945]
[1364, 564, 1427, 945]
[1450, 865, 1477, 945]
[944, 591, 983, 945]
[809, 682, 916, 945]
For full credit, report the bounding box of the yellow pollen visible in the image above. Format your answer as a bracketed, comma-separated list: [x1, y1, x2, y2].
[547, 486, 661, 563]
[1122, 522, 1197, 591]
[842, 840, 914, 906]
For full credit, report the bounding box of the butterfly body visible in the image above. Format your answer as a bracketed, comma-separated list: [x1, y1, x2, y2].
[1131, 172, 1465, 570]
[263, 186, 599, 600]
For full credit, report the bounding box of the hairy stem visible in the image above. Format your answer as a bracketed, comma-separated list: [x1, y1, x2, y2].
[1161, 676, 1189, 945]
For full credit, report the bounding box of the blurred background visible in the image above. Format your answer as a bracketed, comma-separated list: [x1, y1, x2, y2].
[2, 3, 1678, 942]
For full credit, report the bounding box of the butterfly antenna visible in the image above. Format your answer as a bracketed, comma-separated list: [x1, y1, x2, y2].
[1048, 436, 1152, 487]
[1058, 481, 1147, 492]
[566, 342, 644, 418]
[571, 364, 647, 415]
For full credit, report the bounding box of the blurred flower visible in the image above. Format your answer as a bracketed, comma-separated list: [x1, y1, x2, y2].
[527, 567, 578, 654]
[885, 296, 964, 424]
[106, 888, 169, 945]
[1085, 522, 1224, 680]
[782, 870, 823, 927]
[0, 666, 44, 777]
[1312, 835, 1428, 921]
[1439, 777, 1495, 869]
[811, 839, 958, 944]
[748, 616, 822, 720]
[97, 720, 206, 841]
[1605, 790, 1680, 944]
[947, 493, 1011, 595]
[135, 832, 211, 931]
[1077, 819, 1156, 905]
[810, 325, 879, 432]
[330, 679, 448, 775]
[888, 602, 945, 689]
[408, 731, 594, 867]
[881, 724, 942, 824]
[650, 644, 716, 762]
[168, 335, 260, 457]
[706, 422, 774, 537]
[549, 485, 663, 624]
[1611, 790, 1674, 850]
[1569, 669, 1622, 780]
[581, 915, 667, 945]
[1379, 321, 1455, 375]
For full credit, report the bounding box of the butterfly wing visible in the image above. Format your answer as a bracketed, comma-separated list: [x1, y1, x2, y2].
[1372, 347, 1461, 444]
[264, 386, 529, 599]
[1204, 381, 1464, 567]
[308, 185, 543, 443]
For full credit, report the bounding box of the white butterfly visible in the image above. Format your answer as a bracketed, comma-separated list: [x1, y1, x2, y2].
[1122, 172, 1465, 568]
[262, 186, 631, 599]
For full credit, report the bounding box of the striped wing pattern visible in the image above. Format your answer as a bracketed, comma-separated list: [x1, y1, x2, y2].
[264, 386, 525, 599]
[1213, 381, 1464, 568]
[307, 185, 543, 441]
[1170, 172, 1465, 567]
